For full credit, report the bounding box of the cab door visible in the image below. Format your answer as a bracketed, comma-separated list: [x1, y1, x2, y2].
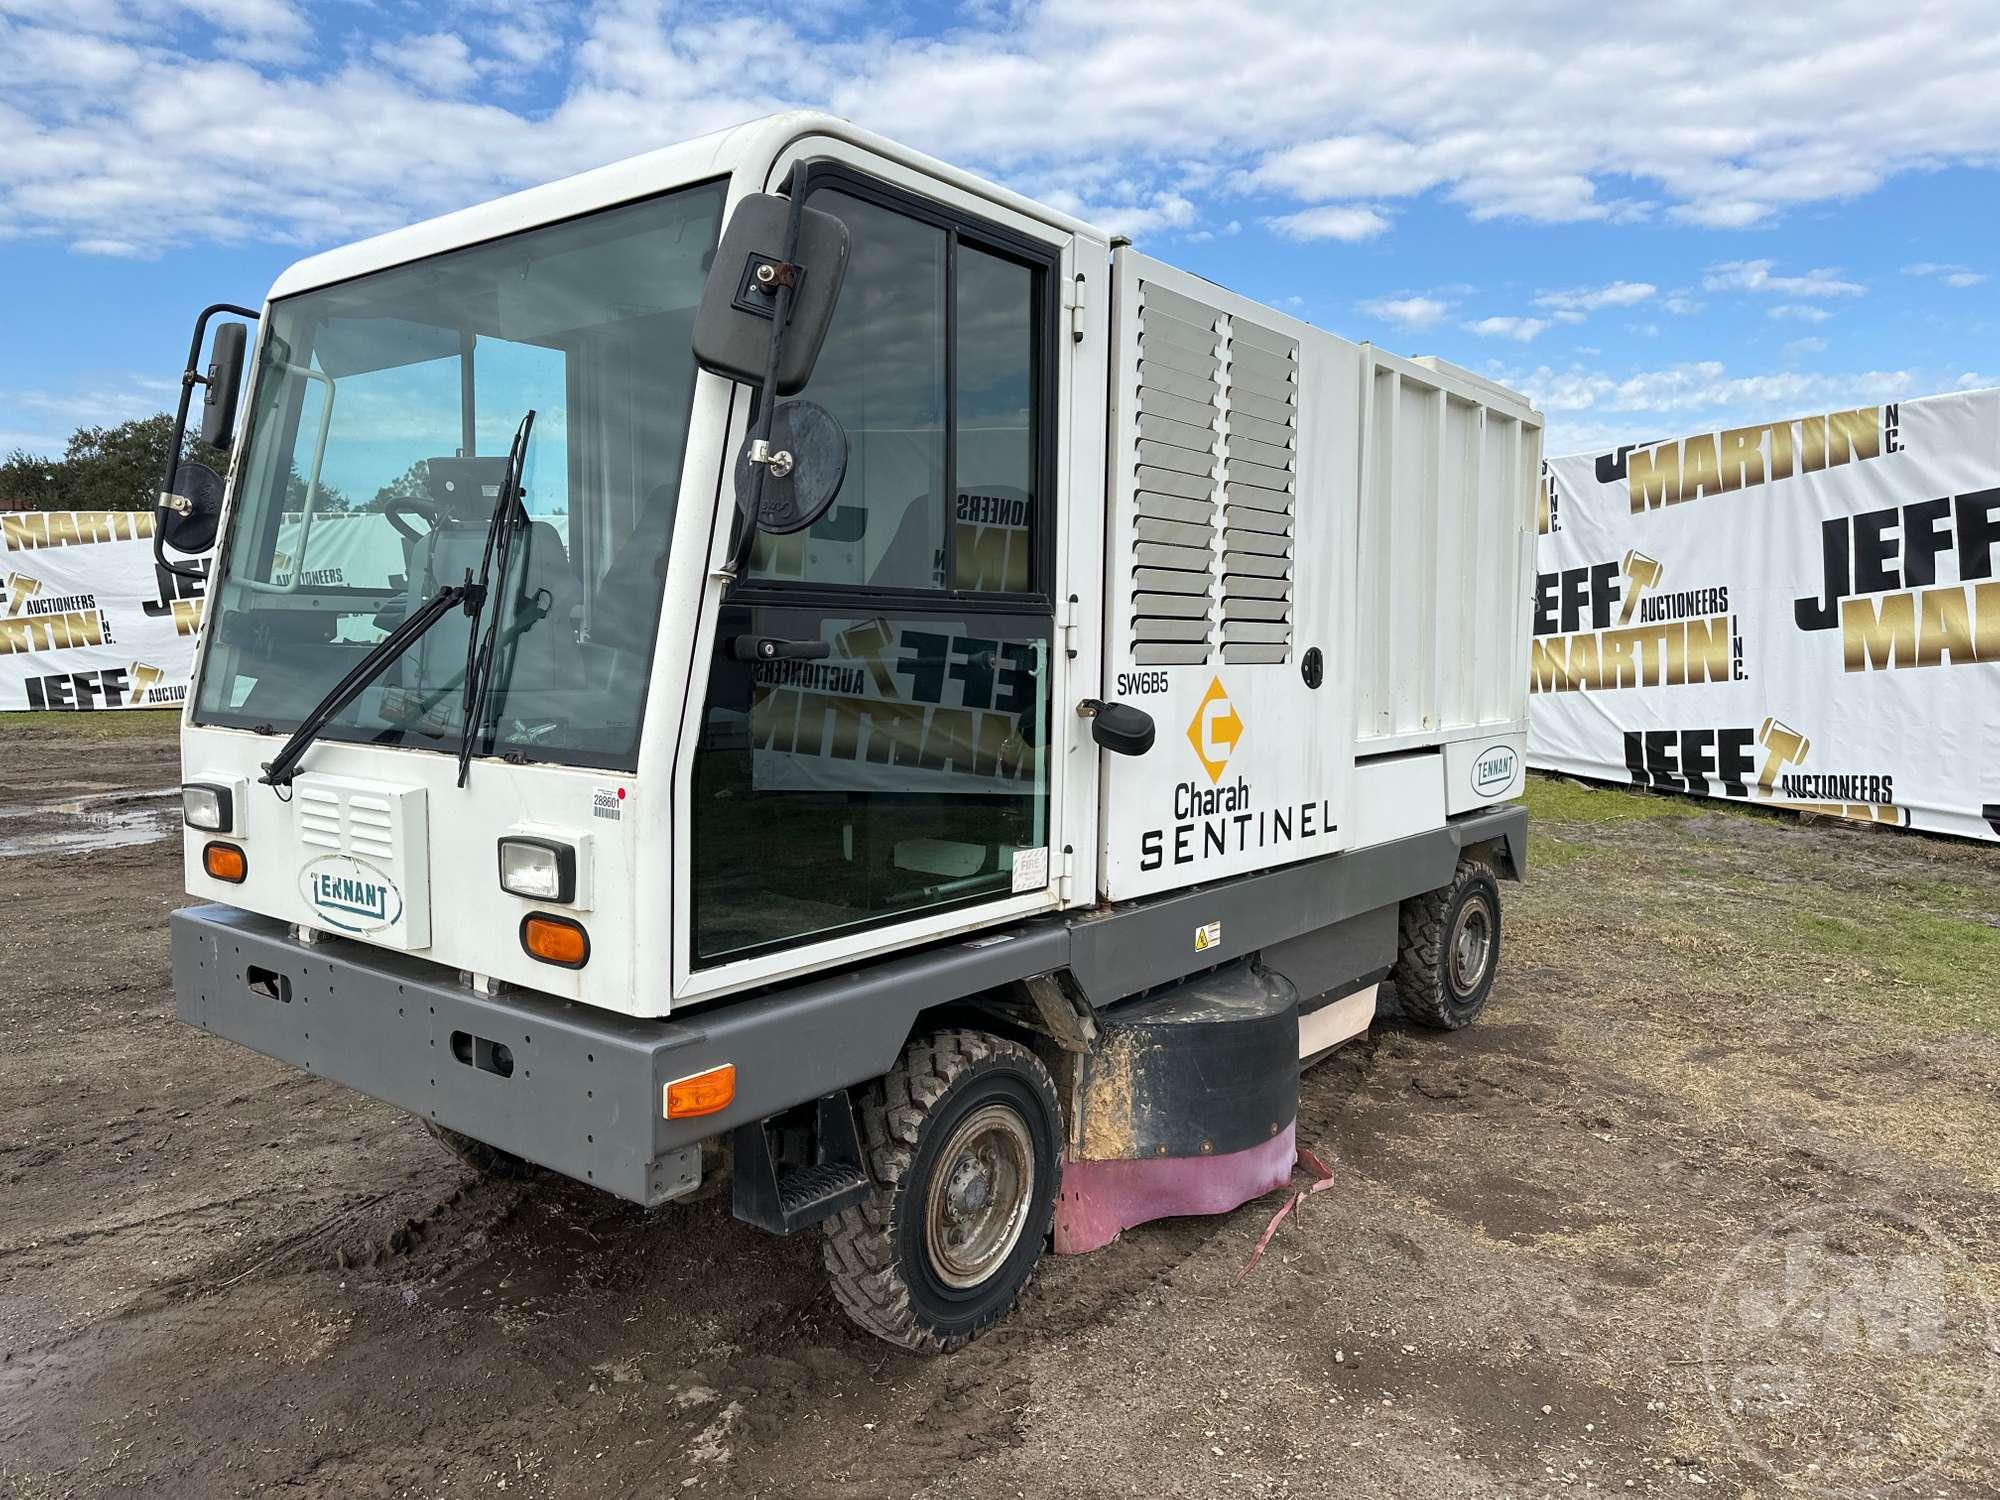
[680, 163, 1070, 991]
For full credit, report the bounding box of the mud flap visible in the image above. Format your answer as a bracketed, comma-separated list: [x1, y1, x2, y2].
[1050, 960, 1299, 1254]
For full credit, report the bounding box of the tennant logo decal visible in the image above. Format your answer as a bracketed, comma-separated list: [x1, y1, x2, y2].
[1531, 555, 1740, 694]
[1185, 676, 1243, 784]
[1794, 486, 2000, 671]
[1471, 744, 1519, 798]
[300, 856, 403, 934]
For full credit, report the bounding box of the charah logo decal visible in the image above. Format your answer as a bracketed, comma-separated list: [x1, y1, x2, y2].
[1185, 675, 1243, 784]
[1140, 675, 1333, 873]
[300, 855, 404, 933]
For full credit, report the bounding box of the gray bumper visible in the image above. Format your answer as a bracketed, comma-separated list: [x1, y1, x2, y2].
[171, 904, 1072, 1206]
[173, 906, 704, 1204]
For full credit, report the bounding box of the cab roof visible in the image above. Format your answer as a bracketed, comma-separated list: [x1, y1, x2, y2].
[268, 110, 1106, 301]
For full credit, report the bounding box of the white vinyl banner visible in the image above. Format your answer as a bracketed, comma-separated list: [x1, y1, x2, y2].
[1531, 388, 2000, 843]
[0, 511, 210, 711]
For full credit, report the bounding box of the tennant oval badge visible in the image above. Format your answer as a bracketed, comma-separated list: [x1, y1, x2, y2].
[300, 855, 404, 934]
[1471, 744, 1519, 798]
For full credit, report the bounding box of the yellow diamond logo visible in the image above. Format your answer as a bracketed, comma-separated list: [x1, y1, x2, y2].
[1185, 676, 1242, 785]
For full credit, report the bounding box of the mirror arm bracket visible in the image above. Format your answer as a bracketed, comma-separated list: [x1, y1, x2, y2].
[724, 160, 813, 582]
[156, 301, 261, 582]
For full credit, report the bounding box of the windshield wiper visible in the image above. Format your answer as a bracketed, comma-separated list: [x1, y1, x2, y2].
[260, 409, 536, 792]
[258, 581, 472, 789]
[455, 411, 535, 787]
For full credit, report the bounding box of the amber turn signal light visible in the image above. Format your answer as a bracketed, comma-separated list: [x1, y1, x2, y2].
[665, 1063, 736, 1119]
[520, 913, 589, 968]
[202, 841, 247, 883]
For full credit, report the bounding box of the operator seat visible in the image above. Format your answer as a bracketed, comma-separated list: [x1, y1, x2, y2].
[590, 482, 677, 651]
[396, 516, 580, 716]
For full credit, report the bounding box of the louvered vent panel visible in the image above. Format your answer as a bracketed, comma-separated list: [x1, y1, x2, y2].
[293, 783, 398, 861]
[1130, 281, 1221, 665]
[1220, 316, 1298, 663]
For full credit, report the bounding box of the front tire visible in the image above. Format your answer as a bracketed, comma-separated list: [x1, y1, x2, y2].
[1392, 857, 1502, 1030]
[822, 1030, 1062, 1353]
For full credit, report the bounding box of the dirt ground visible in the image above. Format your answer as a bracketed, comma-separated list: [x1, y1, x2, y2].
[3, 712, 1998, 1499]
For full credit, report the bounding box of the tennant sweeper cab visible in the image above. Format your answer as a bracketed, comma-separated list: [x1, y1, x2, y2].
[163, 112, 1538, 1352]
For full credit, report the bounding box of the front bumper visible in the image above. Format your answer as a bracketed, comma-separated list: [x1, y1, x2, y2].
[171, 902, 1074, 1206]
[172, 905, 705, 1203]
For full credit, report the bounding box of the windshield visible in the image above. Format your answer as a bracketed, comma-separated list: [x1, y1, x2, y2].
[192, 180, 727, 771]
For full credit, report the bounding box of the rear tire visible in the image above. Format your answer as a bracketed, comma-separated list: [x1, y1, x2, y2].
[822, 1030, 1062, 1353]
[1392, 857, 1502, 1030]
[423, 1119, 531, 1178]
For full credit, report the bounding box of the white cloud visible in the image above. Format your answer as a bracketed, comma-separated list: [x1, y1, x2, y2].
[1768, 304, 1833, 323]
[1357, 295, 1449, 328]
[1703, 260, 1865, 298]
[1464, 315, 1550, 342]
[1535, 280, 1656, 314]
[1264, 204, 1391, 242]
[1784, 337, 1828, 355]
[7, 2, 1999, 257]
[1238, 133, 1443, 200]
[1904, 261, 1988, 288]
[1506, 359, 1921, 455]
[372, 33, 477, 95]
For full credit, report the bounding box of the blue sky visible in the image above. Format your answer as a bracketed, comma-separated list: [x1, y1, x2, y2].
[4, 0, 1999, 461]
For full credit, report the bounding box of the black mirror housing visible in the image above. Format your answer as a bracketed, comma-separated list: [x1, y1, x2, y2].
[692, 191, 849, 395]
[1082, 700, 1156, 757]
[200, 321, 248, 450]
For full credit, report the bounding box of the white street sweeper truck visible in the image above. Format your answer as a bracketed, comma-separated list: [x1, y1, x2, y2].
[162, 112, 1539, 1351]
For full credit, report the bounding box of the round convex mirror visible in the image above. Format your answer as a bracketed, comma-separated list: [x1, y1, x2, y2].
[733, 399, 849, 535]
[159, 461, 226, 555]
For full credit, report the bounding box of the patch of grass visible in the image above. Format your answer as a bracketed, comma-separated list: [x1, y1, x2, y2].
[1794, 908, 2000, 1027]
[1524, 772, 1697, 826]
[0, 709, 180, 741]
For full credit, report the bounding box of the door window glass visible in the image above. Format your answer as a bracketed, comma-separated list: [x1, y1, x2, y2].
[952, 246, 1037, 592]
[692, 606, 1049, 965]
[750, 191, 947, 589]
[695, 179, 1056, 969]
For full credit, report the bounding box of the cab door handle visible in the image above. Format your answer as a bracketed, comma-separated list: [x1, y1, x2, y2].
[727, 635, 831, 662]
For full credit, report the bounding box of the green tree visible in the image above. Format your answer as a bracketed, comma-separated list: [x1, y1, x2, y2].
[0, 413, 226, 513]
[0, 411, 348, 514]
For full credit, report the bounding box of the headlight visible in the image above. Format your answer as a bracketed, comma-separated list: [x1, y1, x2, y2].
[182, 783, 230, 832]
[498, 838, 575, 902]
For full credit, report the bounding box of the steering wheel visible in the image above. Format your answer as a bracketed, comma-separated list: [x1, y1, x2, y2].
[382, 495, 440, 543]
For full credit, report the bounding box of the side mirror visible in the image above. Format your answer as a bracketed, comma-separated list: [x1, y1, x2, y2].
[730, 399, 848, 534]
[159, 461, 226, 555]
[1079, 700, 1156, 757]
[200, 321, 249, 450]
[693, 191, 849, 395]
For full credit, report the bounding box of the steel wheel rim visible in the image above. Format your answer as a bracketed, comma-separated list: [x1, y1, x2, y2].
[1449, 900, 1493, 998]
[923, 1102, 1035, 1290]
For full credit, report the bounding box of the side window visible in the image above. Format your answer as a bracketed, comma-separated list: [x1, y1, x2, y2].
[953, 246, 1037, 592]
[753, 191, 947, 589]
[749, 184, 1043, 596]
